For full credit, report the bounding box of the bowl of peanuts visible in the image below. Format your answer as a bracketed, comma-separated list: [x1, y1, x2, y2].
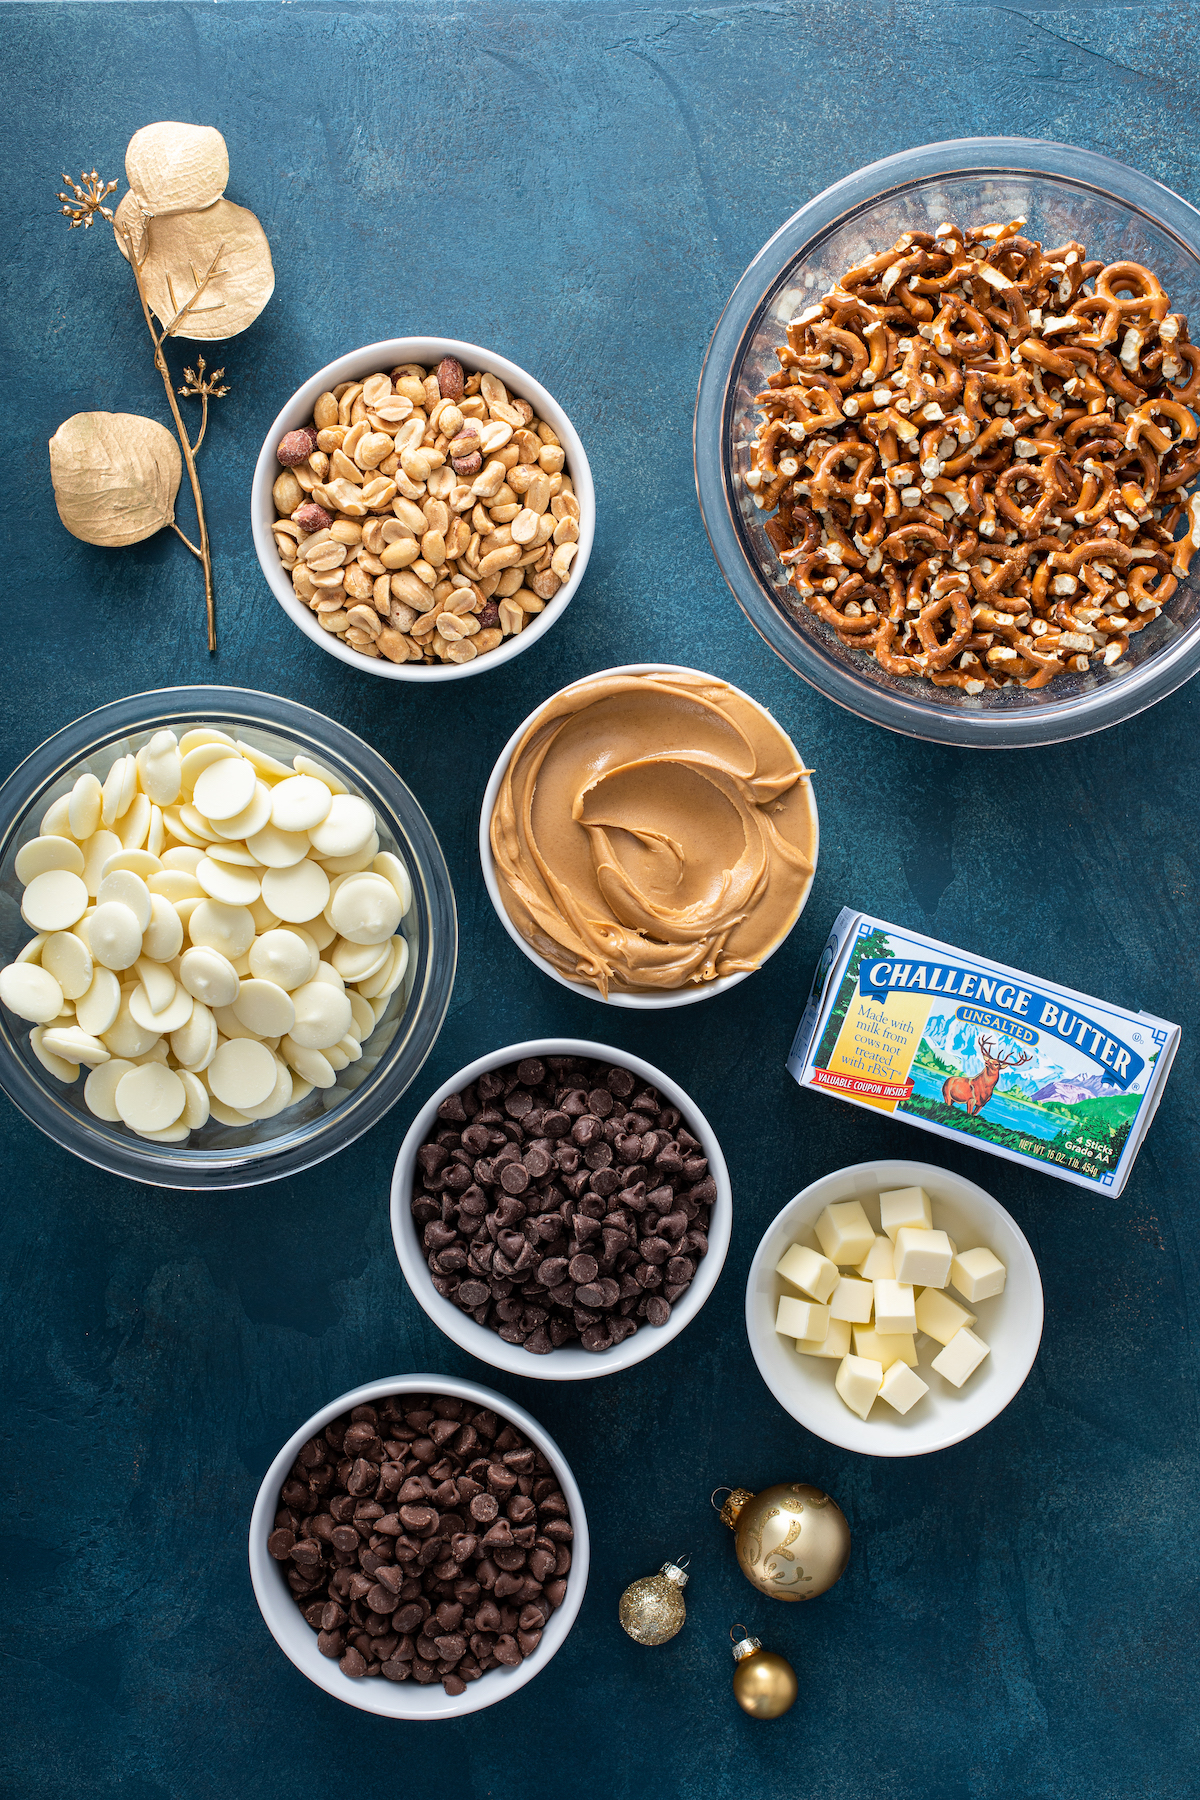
[252, 339, 594, 678]
[696, 138, 1200, 746]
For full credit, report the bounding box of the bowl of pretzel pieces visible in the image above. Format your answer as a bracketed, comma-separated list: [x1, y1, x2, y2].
[696, 138, 1200, 747]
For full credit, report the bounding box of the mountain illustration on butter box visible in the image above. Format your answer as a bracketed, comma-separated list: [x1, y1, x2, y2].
[789, 910, 1179, 1197]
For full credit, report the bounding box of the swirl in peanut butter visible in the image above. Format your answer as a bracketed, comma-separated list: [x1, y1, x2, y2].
[489, 669, 816, 996]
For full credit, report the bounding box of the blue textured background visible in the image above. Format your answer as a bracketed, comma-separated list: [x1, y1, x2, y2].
[2, 4, 1199, 1796]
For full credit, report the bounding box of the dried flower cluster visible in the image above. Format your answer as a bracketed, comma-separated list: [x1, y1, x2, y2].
[50, 123, 275, 648]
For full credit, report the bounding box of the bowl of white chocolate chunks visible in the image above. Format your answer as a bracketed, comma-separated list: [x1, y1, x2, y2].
[745, 1159, 1043, 1456]
[0, 687, 456, 1186]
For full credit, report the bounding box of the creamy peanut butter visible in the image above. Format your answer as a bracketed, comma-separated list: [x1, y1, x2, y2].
[489, 669, 817, 996]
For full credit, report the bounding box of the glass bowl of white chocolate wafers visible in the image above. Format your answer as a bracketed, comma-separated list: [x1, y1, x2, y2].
[745, 1159, 1043, 1456]
[0, 688, 456, 1187]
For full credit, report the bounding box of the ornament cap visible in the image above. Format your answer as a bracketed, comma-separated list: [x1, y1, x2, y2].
[730, 1624, 761, 1662]
[713, 1486, 755, 1531]
[660, 1556, 690, 1588]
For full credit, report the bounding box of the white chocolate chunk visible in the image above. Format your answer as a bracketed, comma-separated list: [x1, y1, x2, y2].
[288, 978, 353, 1050]
[233, 977, 296, 1038]
[835, 1354, 883, 1419]
[81, 831, 122, 897]
[97, 868, 152, 931]
[893, 1227, 954, 1289]
[308, 793, 375, 859]
[180, 741, 240, 793]
[0, 962, 64, 1023]
[15, 835, 85, 884]
[321, 835, 379, 876]
[879, 1185, 933, 1240]
[188, 900, 256, 958]
[293, 753, 346, 794]
[102, 847, 160, 880]
[135, 955, 177, 1014]
[117, 793, 152, 851]
[40, 793, 78, 838]
[179, 727, 236, 753]
[211, 779, 273, 842]
[776, 1242, 839, 1302]
[270, 774, 333, 832]
[372, 851, 412, 915]
[239, 1055, 294, 1120]
[21, 868, 89, 931]
[828, 1276, 874, 1324]
[142, 893, 184, 962]
[856, 1235, 895, 1280]
[137, 731, 182, 805]
[115, 1062, 186, 1130]
[279, 1038, 337, 1087]
[247, 821, 311, 867]
[100, 987, 160, 1058]
[795, 1316, 852, 1358]
[261, 859, 330, 923]
[852, 1324, 918, 1369]
[68, 771, 103, 839]
[30, 1024, 80, 1081]
[950, 1247, 1007, 1303]
[129, 980, 193, 1034]
[878, 1361, 929, 1415]
[196, 855, 262, 906]
[329, 873, 403, 945]
[89, 902, 143, 970]
[814, 1199, 875, 1265]
[236, 739, 294, 781]
[208, 1036, 278, 1108]
[249, 928, 317, 991]
[776, 1295, 829, 1341]
[41, 931, 93, 999]
[171, 1001, 217, 1071]
[180, 946, 241, 1007]
[873, 1278, 917, 1336]
[330, 937, 391, 984]
[914, 1287, 977, 1346]
[84, 1057, 137, 1120]
[41, 1025, 109, 1066]
[931, 1326, 990, 1387]
[101, 754, 137, 825]
[178, 1069, 211, 1129]
[192, 752, 257, 821]
[76, 967, 121, 1036]
[208, 1096, 252, 1127]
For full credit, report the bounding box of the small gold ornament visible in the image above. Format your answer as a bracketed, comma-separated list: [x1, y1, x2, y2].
[730, 1625, 798, 1719]
[713, 1482, 850, 1601]
[618, 1556, 690, 1644]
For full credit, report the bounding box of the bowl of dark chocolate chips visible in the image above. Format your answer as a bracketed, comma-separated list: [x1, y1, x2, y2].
[391, 1039, 732, 1379]
[249, 1374, 589, 1718]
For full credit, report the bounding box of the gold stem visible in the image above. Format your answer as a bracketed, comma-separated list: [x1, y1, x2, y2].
[193, 391, 209, 455]
[119, 227, 218, 651]
[170, 521, 203, 558]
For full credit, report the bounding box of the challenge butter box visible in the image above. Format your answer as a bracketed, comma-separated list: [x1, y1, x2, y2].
[787, 909, 1180, 1195]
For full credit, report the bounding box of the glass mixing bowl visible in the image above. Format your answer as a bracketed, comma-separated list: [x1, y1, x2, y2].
[0, 687, 456, 1187]
[695, 137, 1200, 747]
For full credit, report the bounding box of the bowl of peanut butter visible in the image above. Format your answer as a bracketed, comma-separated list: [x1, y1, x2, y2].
[479, 665, 819, 1007]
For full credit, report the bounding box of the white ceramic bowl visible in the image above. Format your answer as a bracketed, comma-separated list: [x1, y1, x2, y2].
[249, 1373, 589, 1719]
[251, 337, 595, 682]
[478, 663, 819, 1009]
[391, 1038, 732, 1379]
[745, 1160, 1043, 1457]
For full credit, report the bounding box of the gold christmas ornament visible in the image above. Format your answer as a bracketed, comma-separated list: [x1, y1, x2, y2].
[714, 1483, 850, 1601]
[730, 1626, 798, 1719]
[618, 1556, 690, 1644]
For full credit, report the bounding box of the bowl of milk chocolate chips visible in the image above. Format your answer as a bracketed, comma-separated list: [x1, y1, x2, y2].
[391, 1039, 732, 1378]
